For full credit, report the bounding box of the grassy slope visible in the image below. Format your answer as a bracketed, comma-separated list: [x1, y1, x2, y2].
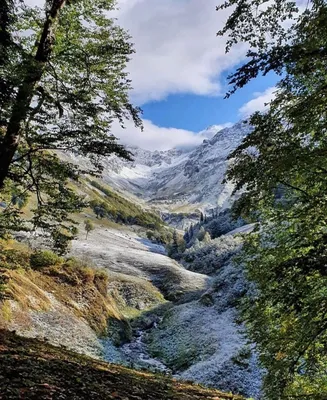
[0, 330, 243, 400]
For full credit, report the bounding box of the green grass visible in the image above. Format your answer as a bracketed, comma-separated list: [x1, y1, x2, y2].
[89, 180, 163, 229]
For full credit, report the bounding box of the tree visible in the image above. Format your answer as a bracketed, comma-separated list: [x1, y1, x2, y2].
[189, 224, 194, 238]
[183, 228, 190, 243]
[218, 0, 327, 398]
[0, 0, 142, 253]
[84, 219, 94, 240]
[171, 230, 179, 255]
[197, 226, 206, 242]
[200, 212, 204, 222]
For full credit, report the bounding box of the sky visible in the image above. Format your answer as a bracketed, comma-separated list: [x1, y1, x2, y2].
[110, 0, 278, 150]
[26, 0, 278, 151]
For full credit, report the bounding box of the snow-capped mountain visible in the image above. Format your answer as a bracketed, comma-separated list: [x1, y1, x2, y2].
[99, 121, 251, 212]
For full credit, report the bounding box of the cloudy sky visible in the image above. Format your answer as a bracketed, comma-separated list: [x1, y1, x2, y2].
[110, 0, 278, 150]
[27, 0, 278, 150]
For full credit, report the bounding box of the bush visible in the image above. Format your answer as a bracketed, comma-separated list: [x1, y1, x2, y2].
[30, 250, 60, 269]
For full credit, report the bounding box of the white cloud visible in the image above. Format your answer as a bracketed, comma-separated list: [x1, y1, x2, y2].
[239, 87, 276, 117]
[112, 119, 205, 151]
[114, 0, 246, 105]
[112, 119, 234, 151]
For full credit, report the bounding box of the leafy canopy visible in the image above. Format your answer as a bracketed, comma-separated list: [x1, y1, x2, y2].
[218, 0, 327, 398]
[0, 0, 142, 253]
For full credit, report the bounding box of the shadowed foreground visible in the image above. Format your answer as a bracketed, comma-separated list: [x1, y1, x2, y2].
[0, 330, 243, 400]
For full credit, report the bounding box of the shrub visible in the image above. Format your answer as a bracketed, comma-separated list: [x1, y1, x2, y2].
[30, 250, 60, 269]
[0, 248, 30, 270]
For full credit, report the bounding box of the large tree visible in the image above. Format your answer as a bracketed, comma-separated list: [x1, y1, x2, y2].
[0, 0, 141, 252]
[218, 0, 327, 398]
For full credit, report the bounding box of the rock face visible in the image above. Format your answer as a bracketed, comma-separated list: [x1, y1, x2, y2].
[73, 121, 251, 212]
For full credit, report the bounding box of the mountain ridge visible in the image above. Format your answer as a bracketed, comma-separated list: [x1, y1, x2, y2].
[97, 121, 250, 213]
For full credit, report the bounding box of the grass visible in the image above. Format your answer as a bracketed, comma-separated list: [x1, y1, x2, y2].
[88, 180, 164, 229]
[0, 329, 244, 400]
[0, 241, 131, 341]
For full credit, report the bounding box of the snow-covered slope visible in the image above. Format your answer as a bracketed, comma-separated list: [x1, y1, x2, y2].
[98, 122, 250, 211]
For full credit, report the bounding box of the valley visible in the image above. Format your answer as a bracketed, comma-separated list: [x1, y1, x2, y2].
[0, 121, 262, 399]
[66, 122, 251, 215]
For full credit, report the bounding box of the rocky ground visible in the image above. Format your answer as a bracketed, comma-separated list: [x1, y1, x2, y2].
[71, 226, 262, 399]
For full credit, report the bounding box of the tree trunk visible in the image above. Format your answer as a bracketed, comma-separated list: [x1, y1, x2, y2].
[0, 0, 67, 188]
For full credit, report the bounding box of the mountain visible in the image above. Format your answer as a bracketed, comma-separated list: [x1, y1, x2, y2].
[1, 121, 261, 399]
[98, 121, 251, 213]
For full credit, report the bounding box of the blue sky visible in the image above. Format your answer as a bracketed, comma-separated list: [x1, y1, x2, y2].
[142, 72, 279, 131]
[110, 0, 278, 150]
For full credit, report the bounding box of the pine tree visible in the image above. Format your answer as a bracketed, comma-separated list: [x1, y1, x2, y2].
[183, 229, 190, 243]
[189, 224, 194, 238]
[171, 230, 179, 254]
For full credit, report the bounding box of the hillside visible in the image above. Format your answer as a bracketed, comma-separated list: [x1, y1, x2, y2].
[97, 122, 251, 212]
[0, 330, 243, 400]
[0, 223, 261, 398]
[64, 122, 251, 214]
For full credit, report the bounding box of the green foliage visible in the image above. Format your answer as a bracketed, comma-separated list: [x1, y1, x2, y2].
[84, 219, 94, 240]
[30, 250, 60, 269]
[0, 245, 30, 270]
[181, 235, 241, 275]
[218, 0, 327, 398]
[0, 0, 142, 252]
[167, 230, 186, 258]
[89, 180, 164, 230]
[146, 229, 173, 245]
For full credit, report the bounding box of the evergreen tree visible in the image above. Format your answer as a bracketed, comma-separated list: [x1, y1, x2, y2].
[171, 230, 179, 254]
[189, 224, 194, 238]
[0, 0, 141, 252]
[200, 212, 204, 222]
[183, 229, 190, 243]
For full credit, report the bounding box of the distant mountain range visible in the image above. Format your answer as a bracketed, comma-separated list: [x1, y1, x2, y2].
[64, 121, 250, 213]
[96, 121, 251, 213]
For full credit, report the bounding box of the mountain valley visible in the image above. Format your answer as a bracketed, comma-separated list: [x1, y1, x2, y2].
[0, 121, 262, 399]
